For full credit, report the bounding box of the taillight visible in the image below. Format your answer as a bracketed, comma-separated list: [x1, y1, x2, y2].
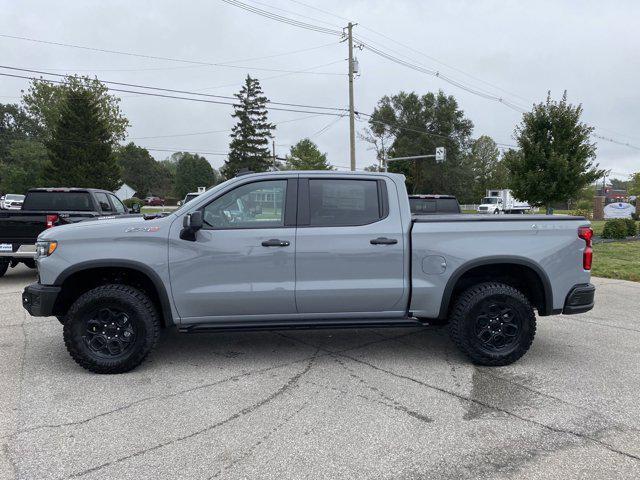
[46, 214, 59, 229]
[578, 226, 593, 270]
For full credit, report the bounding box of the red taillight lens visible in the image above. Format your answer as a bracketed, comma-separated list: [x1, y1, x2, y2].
[578, 226, 593, 270]
[46, 214, 58, 229]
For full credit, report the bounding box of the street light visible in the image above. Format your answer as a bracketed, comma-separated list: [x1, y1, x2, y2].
[384, 147, 446, 172]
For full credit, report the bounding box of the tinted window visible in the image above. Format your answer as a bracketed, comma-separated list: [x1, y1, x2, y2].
[436, 198, 461, 213]
[109, 194, 127, 214]
[309, 179, 380, 226]
[94, 193, 113, 213]
[409, 198, 436, 214]
[22, 192, 93, 211]
[202, 180, 286, 229]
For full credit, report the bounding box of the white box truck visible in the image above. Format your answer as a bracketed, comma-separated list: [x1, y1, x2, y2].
[477, 189, 531, 214]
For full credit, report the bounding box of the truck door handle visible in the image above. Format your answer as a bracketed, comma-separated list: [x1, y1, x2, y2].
[261, 239, 290, 247]
[370, 237, 398, 245]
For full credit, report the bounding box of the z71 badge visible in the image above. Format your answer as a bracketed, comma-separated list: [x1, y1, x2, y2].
[124, 226, 160, 233]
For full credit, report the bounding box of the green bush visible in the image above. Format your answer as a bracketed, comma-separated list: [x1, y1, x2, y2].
[624, 219, 638, 237]
[568, 208, 593, 220]
[576, 199, 592, 211]
[602, 219, 629, 239]
[123, 197, 143, 208]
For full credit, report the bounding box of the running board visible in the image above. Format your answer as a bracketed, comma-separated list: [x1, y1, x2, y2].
[178, 317, 424, 333]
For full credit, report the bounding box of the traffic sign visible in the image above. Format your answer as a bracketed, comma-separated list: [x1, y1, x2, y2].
[435, 147, 446, 163]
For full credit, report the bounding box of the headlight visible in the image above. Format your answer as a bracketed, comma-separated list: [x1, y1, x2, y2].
[35, 240, 58, 258]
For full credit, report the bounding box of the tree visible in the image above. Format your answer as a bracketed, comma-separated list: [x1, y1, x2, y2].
[224, 76, 275, 177]
[629, 172, 640, 197]
[0, 103, 41, 158]
[21, 76, 128, 144]
[173, 152, 219, 198]
[364, 90, 474, 201]
[609, 178, 629, 191]
[506, 92, 604, 212]
[115, 143, 172, 197]
[468, 135, 501, 201]
[0, 139, 47, 194]
[286, 138, 333, 170]
[44, 84, 121, 190]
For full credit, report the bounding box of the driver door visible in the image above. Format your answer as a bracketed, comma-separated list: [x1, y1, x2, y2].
[168, 178, 297, 325]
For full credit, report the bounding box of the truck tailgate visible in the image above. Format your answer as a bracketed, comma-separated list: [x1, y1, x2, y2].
[0, 211, 47, 245]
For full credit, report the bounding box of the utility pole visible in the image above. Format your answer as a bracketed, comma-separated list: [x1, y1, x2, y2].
[347, 22, 356, 171]
[272, 140, 276, 171]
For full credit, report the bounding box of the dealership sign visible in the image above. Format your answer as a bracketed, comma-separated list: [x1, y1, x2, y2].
[603, 202, 635, 219]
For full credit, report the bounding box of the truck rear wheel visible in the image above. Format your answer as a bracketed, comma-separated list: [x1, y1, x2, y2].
[63, 284, 160, 374]
[0, 260, 8, 278]
[448, 282, 536, 366]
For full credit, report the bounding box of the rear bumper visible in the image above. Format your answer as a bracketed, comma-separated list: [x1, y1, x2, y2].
[563, 283, 595, 314]
[0, 244, 36, 259]
[22, 283, 60, 317]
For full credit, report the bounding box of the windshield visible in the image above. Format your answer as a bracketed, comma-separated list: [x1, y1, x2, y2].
[184, 194, 199, 203]
[5, 194, 24, 201]
[482, 197, 499, 204]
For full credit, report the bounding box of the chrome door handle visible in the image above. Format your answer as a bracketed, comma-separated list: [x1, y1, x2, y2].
[370, 237, 398, 245]
[261, 239, 290, 247]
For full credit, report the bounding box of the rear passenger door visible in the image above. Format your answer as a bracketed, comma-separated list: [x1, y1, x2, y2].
[295, 176, 406, 315]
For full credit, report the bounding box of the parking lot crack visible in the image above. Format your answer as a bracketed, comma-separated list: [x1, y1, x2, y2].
[63, 351, 318, 479]
[337, 352, 640, 463]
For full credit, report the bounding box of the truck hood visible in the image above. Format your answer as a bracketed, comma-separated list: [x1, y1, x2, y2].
[38, 214, 173, 241]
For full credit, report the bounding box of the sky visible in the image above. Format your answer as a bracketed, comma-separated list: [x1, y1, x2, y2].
[1, 0, 638, 180]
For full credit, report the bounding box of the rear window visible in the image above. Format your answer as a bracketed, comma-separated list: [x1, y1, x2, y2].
[410, 197, 460, 214]
[22, 191, 93, 211]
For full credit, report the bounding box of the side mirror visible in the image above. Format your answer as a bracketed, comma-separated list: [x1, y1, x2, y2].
[177, 200, 183, 206]
[180, 211, 203, 241]
[130, 203, 141, 214]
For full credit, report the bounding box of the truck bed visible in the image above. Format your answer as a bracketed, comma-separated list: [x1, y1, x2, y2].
[409, 213, 590, 319]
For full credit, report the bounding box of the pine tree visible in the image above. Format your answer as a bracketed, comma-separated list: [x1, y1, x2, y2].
[224, 76, 275, 177]
[286, 138, 333, 170]
[44, 85, 121, 190]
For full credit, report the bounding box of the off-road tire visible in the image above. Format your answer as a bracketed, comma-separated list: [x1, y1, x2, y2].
[448, 282, 536, 366]
[63, 284, 160, 374]
[0, 260, 8, 278]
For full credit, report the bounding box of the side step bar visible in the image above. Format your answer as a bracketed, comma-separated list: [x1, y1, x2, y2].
[178, 317, 425, 333]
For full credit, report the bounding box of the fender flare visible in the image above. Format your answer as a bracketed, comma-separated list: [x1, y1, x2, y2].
[54, 259, 175, 326]
[437, 256, 554, 319]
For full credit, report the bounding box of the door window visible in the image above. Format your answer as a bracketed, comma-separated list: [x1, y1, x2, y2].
[308, 179, 381, 226]
[109, 194, 127, 214]
[94, 193, 114, 213]
[202, 180, 287, 229]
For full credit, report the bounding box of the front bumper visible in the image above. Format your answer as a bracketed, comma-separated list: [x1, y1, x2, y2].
[22, 283, 60, 317]
[0, 244, 37, 259]
[563, 283, 595, 314]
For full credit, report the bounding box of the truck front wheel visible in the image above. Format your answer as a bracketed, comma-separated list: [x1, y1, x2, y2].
[448, 282, 536, 366]
[63, 284, 160, 374]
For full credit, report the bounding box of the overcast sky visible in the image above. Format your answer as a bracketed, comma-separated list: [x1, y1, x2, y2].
[1, 0, 638, 179]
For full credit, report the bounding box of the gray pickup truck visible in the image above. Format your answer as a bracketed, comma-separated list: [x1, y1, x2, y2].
[22, 171, 595, 374]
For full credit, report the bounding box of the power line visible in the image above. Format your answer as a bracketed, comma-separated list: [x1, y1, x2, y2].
[0, 71, 347, 117]
[128, 113, 324, 140]
[219, 0, 342, 36]
[0, 66, 350, 114]
[0, 33, 342, 74]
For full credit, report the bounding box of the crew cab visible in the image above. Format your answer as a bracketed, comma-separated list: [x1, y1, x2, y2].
[0, 188, 133, 276]
[22, 172, 595, 373]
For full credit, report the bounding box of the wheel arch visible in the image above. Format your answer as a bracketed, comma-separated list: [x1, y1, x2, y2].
[438, 256, 553, 319]
[53, 260, 174, 327]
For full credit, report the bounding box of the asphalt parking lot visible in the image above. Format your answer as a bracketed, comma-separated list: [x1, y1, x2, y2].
[1, 265, 640, 480]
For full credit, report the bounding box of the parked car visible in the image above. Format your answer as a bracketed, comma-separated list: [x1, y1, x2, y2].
[409, 194, 461, 214]
[177, 192, 203, 206]
[23, 171, 594, 373]
[144, 196, 164, 206]
[0, 194, 25, 210]
[0, 188, 135, 276]
[478, 189, 531, 214]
